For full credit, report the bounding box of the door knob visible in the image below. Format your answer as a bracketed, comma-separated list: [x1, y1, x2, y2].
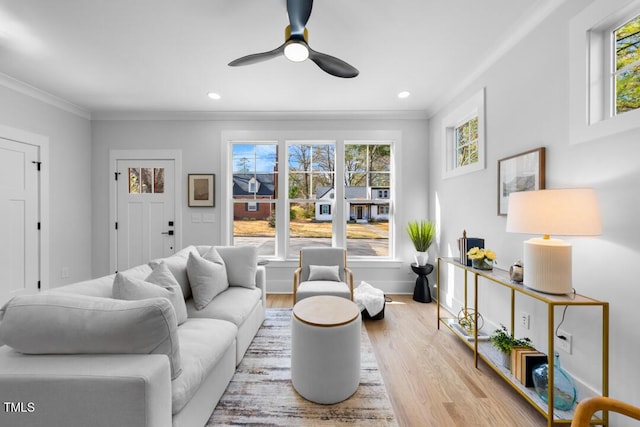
[161, 230, 174, 235]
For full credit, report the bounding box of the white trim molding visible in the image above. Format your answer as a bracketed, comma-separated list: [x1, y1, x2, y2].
[441, 88, 486, 179]
[569, 0, 640, 144]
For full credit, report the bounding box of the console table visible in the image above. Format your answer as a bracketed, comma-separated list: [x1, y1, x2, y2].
[436, 257, 609, 427]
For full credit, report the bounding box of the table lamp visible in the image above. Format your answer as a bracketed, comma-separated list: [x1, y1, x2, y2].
[505, 188, 601, 294]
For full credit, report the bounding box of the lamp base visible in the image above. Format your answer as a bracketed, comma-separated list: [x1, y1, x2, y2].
[523, 238, 572, 295]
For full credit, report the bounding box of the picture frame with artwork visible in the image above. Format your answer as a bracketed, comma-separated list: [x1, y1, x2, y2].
[188, 174, 215, 207]
[497, 147, 545, 216]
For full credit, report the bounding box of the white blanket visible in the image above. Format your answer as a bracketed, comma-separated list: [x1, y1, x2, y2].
[354, 281, 385, 316]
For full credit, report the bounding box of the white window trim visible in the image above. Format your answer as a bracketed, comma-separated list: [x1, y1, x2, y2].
[569, 0, 640, 144]
[441, 88, 486, 179]
[221, 130, 400, 261]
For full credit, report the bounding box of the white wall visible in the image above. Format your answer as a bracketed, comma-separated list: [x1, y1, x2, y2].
[0, 85, 92, 288]
[428, 0, 640, 422]
[91, 117, 430, 294]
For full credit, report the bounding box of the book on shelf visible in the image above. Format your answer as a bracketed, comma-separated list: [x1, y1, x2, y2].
[457, 231, 484, 267]
[521, 352, 548, 387]
[516, 349, 541, 383]
[510, 347, 534, 377]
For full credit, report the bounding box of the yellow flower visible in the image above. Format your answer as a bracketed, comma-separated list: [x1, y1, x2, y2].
[467, 247, 497, 261]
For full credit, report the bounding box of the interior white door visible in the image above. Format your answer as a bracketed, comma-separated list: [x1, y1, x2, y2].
[116, 160, 175, 271]
[0, 138, 39, 304]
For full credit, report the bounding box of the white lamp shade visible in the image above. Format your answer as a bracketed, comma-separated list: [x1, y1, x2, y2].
[505, 188, 601, 294]
[506, 188, 601, 236]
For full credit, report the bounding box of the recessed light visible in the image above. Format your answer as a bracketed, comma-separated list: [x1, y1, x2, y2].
[207, 92, 221, 100]
[397, 91, 411, 99]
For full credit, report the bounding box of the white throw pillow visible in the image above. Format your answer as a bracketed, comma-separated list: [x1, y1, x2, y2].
[112, 263, 188, 325]
[149, 246, 198, 299]
[187, 251, 229, 310]
[0, 294, 182, 379]
[308, 265, 341, 282]
[214, 246, 257, 288]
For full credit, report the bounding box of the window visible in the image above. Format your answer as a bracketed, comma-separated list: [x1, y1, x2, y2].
[225, 132, 397, 260]
[344, 142, 391, 256]
[288, 142, 335, 257]
[570, 0, 640, 143]
[614, 14, 640, 115]
[231, 143, 278, 257]
[128, 167, 164, 194]
[442, 89, 485, 178]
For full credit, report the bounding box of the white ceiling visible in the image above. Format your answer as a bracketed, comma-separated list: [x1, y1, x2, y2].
[0, 0, 558, 116]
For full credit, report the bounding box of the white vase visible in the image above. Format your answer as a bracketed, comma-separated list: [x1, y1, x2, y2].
[415, 251, 429, 266]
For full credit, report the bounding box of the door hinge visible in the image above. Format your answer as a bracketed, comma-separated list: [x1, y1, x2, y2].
[115, 222, 118, 230]
[114, 172, 121, 181]
[32, 161, 42, 171]
[37, 281, 41, 290]
[37, 222, 41, 230]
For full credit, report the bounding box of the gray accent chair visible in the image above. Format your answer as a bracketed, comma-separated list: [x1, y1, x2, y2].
[293, 247, 354, 303]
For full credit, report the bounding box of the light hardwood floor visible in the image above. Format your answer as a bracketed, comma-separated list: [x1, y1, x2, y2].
[267, 294, 547, 427]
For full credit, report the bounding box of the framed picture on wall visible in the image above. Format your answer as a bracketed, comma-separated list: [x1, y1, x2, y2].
[188, 174, 215, 207]
[497, 147, 545, 215]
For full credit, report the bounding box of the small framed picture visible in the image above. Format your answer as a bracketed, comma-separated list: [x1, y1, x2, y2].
[497, 148, 545, 216]
[188, 174, 215, 207]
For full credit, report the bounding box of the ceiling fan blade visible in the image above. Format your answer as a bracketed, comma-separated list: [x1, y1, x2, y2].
[228, 44, 285, 67]
[308, 48, 359, 78]
[287, 0, 313, 37]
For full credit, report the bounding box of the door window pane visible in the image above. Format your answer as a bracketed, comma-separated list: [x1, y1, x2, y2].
[141, 168, 153, 193]
[154, 168, 165, 193]
[129, 168, 140, 194]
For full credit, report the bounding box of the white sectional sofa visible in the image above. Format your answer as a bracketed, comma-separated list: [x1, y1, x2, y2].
[0, 245, 266, 427]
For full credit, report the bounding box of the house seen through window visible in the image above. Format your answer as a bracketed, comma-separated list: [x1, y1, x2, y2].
[230, 140, 392, 259]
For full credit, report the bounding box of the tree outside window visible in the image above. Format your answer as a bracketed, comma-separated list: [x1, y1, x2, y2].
[614, 14, 640, 114]
[454, 117, 479, 168]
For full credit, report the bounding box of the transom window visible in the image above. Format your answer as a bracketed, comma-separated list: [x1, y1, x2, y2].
[614, 14, 640, 115]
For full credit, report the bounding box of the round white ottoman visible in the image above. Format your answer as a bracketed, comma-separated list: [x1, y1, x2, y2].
[291, 295, 361, 404]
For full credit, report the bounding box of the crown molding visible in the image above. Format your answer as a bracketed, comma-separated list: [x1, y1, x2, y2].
[0, 72, 90, 119]
[90, 110, 429, 121]
[426, 0, 569, 118]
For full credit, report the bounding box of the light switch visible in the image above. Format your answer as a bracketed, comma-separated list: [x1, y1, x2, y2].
[203, 213, 215, 223]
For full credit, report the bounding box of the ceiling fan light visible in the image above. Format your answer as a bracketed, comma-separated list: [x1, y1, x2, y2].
[284, 41, 309, 62]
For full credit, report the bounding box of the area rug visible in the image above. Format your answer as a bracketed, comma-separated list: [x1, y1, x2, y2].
[207, 308, 398, 426]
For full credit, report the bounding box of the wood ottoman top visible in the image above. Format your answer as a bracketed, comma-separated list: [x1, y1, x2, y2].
[293, 295, 360, 327]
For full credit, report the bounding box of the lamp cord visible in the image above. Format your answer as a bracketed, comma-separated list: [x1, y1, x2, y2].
[555, 288, 576, 339]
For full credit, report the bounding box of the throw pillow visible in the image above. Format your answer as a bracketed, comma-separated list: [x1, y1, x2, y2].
[187, 251, 229, 310]
[308, 265, 341, 282]
[112, 263, 188, 325]
[149, 246, 198, 299]
[0, 294, 182, 379]
[214, 246, 257, 288]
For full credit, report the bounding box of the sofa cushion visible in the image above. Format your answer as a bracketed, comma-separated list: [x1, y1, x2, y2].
[215, 246, 257, 288]
[186, 286, 262, 326]
[112, 263, 188, 325]
[171, 318, 237, 414]
[296, 280, 351, 301]
[47, 274, 116, 298]
[149, 246, 198, 299]
[0, 294, 182, 379]
[308, 264, 341, 282]
[187, 252, 229, 310]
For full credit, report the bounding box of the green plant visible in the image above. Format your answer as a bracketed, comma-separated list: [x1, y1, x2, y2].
[406, 220, 436, 252]
[489, 325, 533, 354]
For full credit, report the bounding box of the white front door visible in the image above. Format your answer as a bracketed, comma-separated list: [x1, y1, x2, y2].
[116, 160, 176, 271]
[0, 138, 39, 303]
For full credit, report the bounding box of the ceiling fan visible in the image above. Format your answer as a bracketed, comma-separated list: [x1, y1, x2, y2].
[228, 0, 359, 78]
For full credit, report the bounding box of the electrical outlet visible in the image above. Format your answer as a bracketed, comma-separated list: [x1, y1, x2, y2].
[557, 329, 572, 354]
[520, 312, 530, 330]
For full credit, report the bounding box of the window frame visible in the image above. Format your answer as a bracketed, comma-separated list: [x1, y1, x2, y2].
[569, 0, 640, 144]
[222, 131, 399, 261]
[441, 88, 486, 179]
